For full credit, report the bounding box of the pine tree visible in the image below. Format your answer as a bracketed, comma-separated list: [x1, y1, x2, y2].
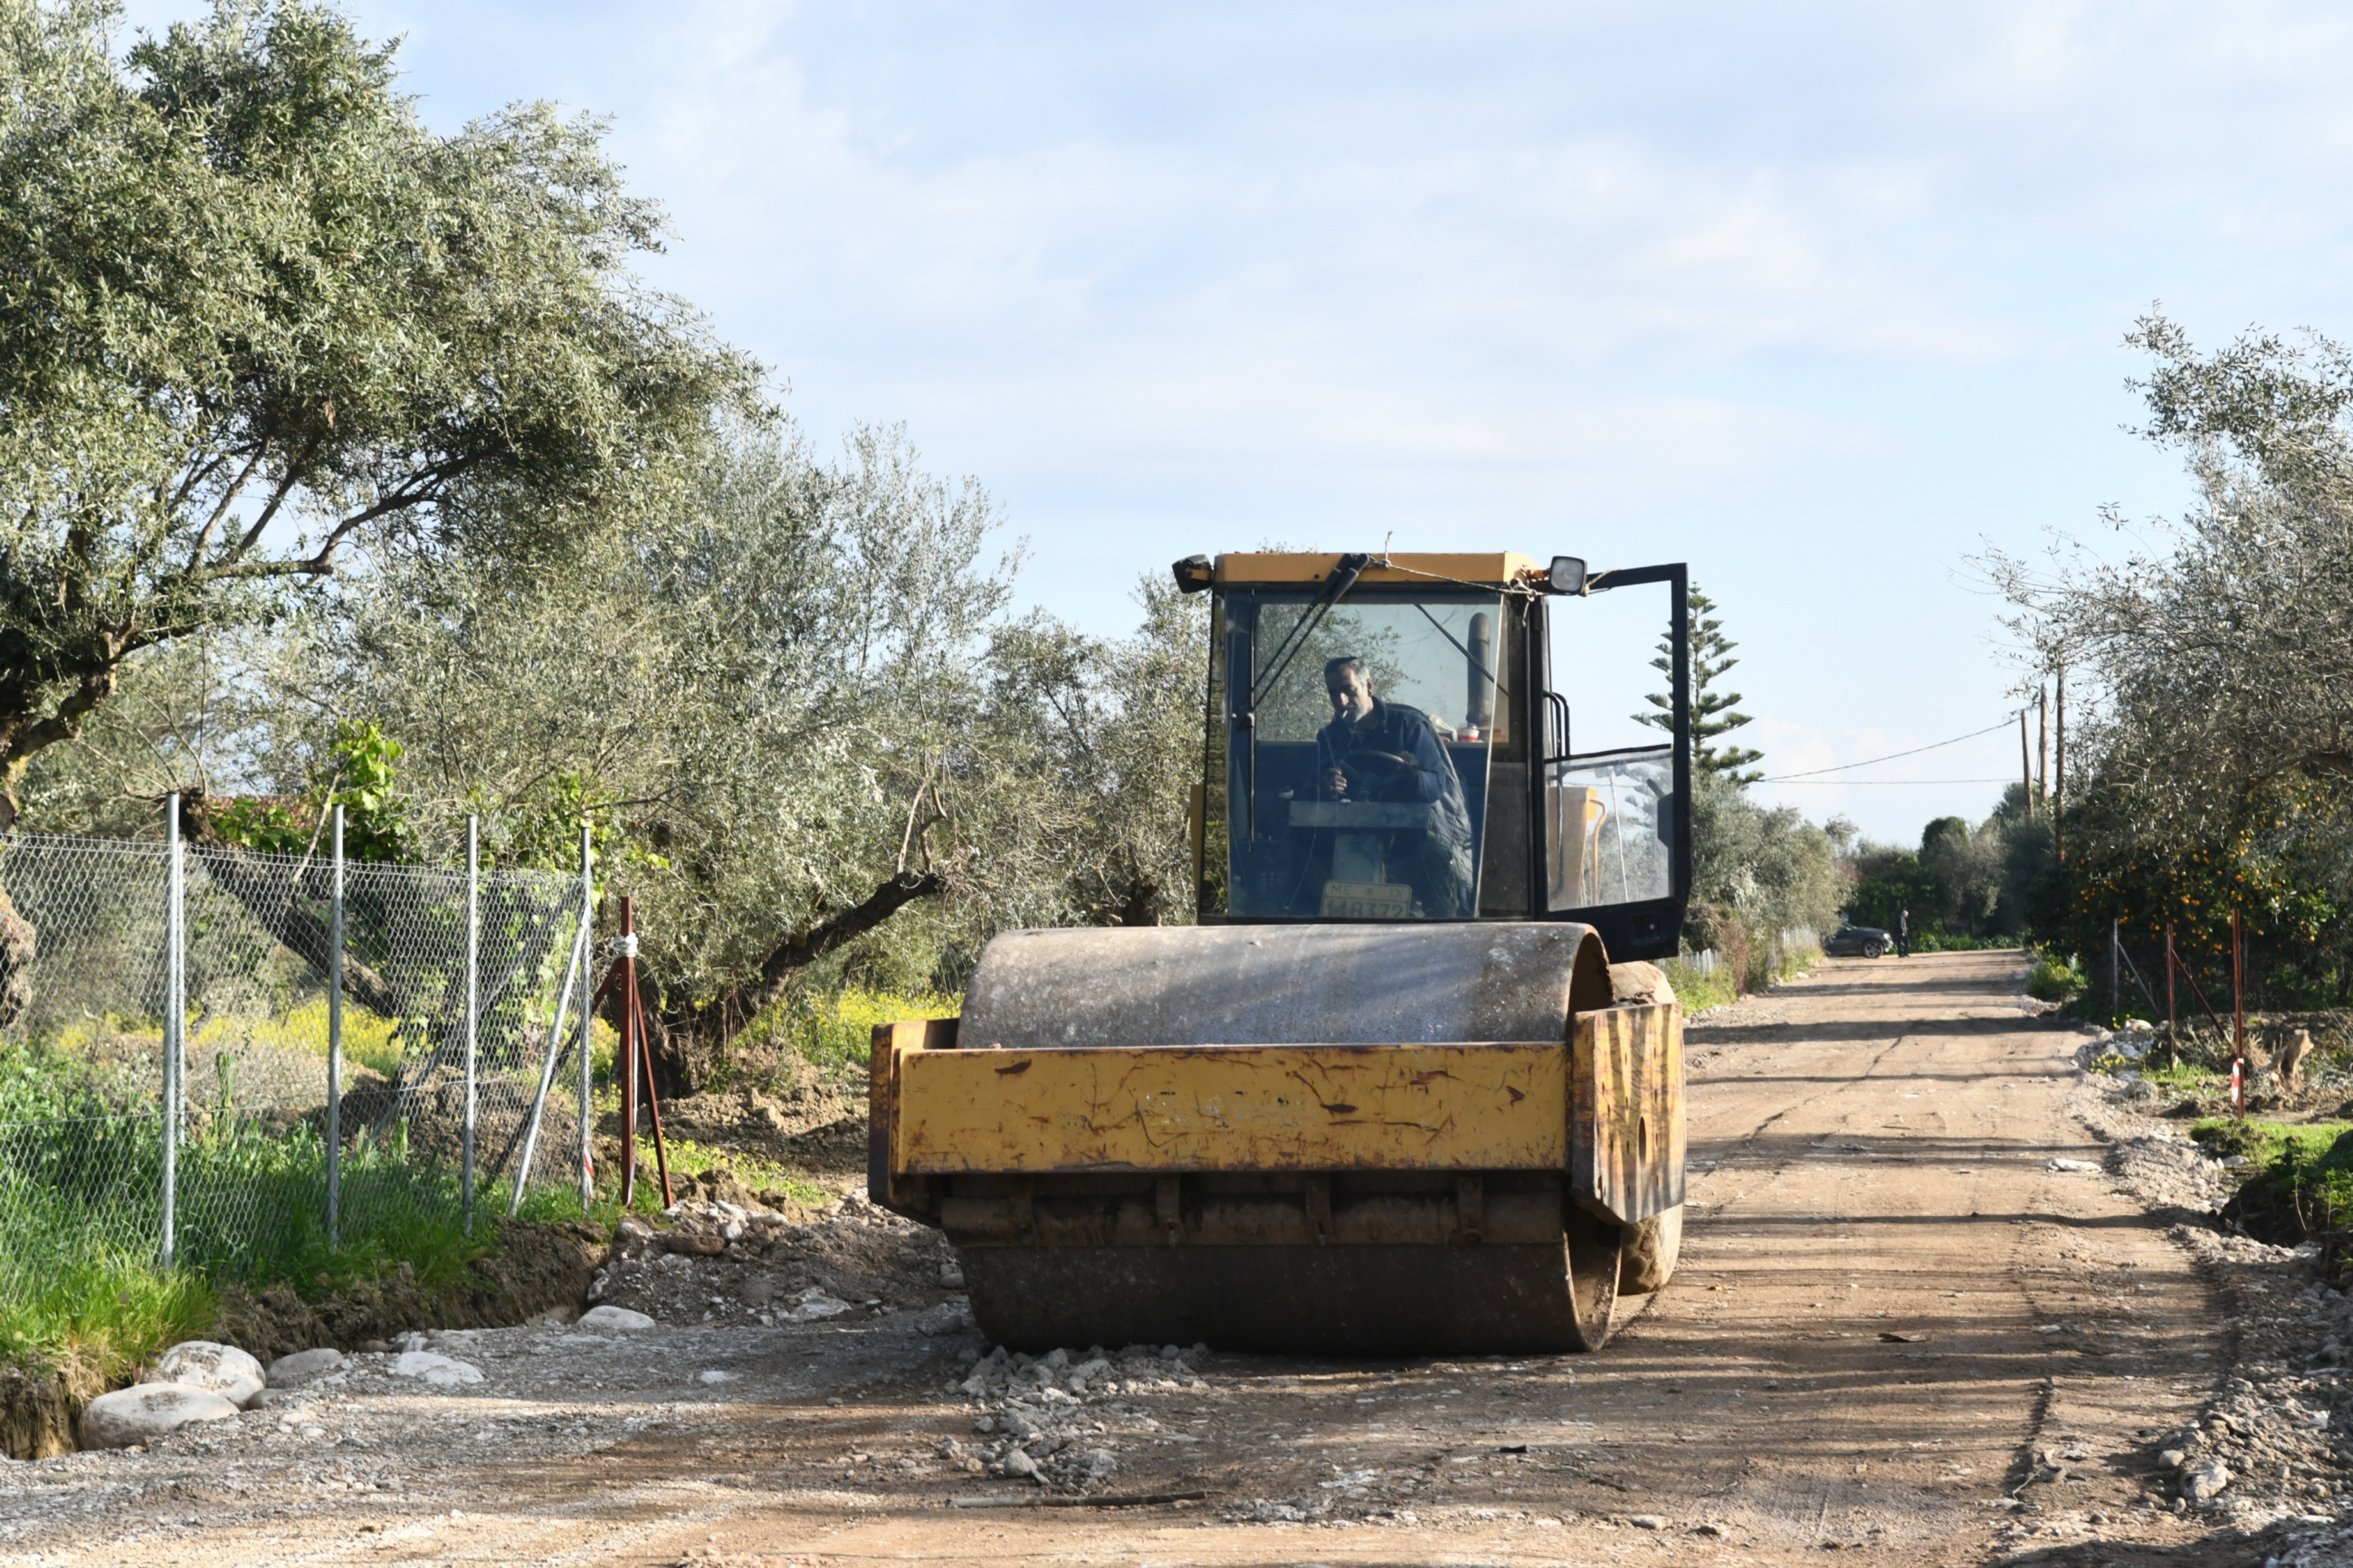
[1634, 584, 1765, 783]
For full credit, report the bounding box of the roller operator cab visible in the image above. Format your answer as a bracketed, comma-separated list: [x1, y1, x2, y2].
[867, 549, 1694, 1359]
[1182, 550, 1693, 958]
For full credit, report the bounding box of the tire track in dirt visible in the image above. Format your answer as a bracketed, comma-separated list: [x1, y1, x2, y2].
[1, 949, 2243, 1567]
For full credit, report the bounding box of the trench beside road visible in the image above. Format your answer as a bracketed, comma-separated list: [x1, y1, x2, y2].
[3, 950, 2248, 1566]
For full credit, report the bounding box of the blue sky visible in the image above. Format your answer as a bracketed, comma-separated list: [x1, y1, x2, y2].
[124, 2, 2353, 839]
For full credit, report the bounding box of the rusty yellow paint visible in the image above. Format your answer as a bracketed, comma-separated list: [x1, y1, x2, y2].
[1569, 1003, 1684, 1225]
[1215, 552, 1541, 590]
[893, 1042, 1567, 1174]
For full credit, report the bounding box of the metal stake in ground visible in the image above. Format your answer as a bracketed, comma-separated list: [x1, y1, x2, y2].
[618, 898, 639, 1207]
[161, 792, 184, 1270]
[2232, 909, 2247, 1119]
[576, 824, 595, 1211]
[462, 815, 480, 1229]
[328, 803, 345, 1248]
[2165, 923, 2177, 1063]
[624, 916, 675, 1208]
[509, 879, 591, 1214]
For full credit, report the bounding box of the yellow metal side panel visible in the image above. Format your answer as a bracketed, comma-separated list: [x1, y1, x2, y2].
[1569, 1003, 1684, 1226]
[1215, 552, 1539, 589]
[895, 1043, 1567, 1174]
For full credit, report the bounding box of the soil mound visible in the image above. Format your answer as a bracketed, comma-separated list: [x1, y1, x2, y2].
[207, 1216, 611, 1364]
[593, 1193, 957, 1327]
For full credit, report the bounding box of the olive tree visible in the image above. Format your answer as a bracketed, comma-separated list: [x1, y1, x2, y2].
[0, 0, 755, 830]
[1986, 314, 2353, 993]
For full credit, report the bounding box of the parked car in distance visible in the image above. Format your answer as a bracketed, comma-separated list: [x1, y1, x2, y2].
[1824, 924, 1892, 958]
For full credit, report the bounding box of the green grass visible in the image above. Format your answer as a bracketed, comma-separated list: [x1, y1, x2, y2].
[615, 1128, 837, 1208]
[2201, 1117, 2353, 1271]
[761, 985, 959, 1072]
[0, 1069, 618, 1378]
[0, 982, 929, 1378]
[1662, 957, 1738, 1011]
[2137, 1055, 2215, 1088]
[0, 1244, 218, 1388]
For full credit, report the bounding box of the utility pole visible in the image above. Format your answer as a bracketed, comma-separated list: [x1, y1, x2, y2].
[2019, 710, 2033, 819]
[2036, 685, 2048, 818]
[2053, 669, 2067, 861]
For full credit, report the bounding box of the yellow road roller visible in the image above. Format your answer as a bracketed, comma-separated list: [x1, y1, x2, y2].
[871, 551, 1692, 1354]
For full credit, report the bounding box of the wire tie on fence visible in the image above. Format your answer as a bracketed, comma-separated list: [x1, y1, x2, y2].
[613, 934, 639, 958]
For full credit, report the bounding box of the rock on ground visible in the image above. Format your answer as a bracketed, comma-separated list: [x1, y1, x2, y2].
[590, 1193, 958, 1328]
[155, 1342, 263, 1408]
[77, 1384, 240, 1450]
[576, 1305, 655, 1331]
[388, 1352, 483, 1387]
[265, 1348, 346, 1388]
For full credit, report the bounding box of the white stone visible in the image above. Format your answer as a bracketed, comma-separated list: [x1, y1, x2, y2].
[1631, 1515, 1667, 1530]
[267, 1348, 348, 1388]
[577, 1305, 657, 1331]
[786, 1288, 853, 1321]
[697, 1370, 733, 1385]
[156, 1341, 265, 1408]
[79, 1383, 240, 1449]
[2181, 1457, 2233, 1501]
[2158, 1449, 2187, 1468]
[2048, 1159, 2101, 1173]
[388, 1352, 484, 1387]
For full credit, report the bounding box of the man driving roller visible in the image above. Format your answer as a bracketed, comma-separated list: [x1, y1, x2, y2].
[1317, 656, 1475, 915]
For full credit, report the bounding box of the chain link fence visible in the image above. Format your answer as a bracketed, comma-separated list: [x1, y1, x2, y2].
[0, 806, 592, 1299]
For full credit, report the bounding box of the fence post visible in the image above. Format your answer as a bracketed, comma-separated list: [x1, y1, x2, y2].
[462, 815, 480, 1231]
[576, 823, 595, 1212]
[327, 804, 344, 1249]
[161, 793, 184, 1270]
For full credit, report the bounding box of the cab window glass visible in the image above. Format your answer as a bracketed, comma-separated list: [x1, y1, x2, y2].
[1214, 590, 1504, 920]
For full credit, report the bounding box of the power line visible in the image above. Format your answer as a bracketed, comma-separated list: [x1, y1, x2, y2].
[1756, 718, 2019, 782]
[1760, 778, 2014, 786]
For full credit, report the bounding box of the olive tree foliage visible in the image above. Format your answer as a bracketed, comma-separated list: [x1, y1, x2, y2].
[229, 423, 1208, 1082]
[236, 423, 997, 1063]
[1981, 316, 2353, 991]
[1986, 316, 2353, 836]
[0, 0, 755, 830]
[1688, 768, 1843, 941]
[968, 576, 1209, 935]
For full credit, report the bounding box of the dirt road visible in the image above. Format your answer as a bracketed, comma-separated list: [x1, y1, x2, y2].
[0, 951, 2307, 1564]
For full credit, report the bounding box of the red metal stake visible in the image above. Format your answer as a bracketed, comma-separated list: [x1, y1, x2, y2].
[619, 898, 640, 1206]
[629, 953, 675, 1208]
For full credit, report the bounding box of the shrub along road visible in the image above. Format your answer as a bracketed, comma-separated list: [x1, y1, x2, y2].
[3, 950, 2347, 1566]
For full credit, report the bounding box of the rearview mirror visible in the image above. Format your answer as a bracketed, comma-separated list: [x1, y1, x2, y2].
[1547, 556, 1587, 595]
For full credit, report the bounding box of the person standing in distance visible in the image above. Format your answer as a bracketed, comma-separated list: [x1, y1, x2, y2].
[1895, 908, 1911, 958]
